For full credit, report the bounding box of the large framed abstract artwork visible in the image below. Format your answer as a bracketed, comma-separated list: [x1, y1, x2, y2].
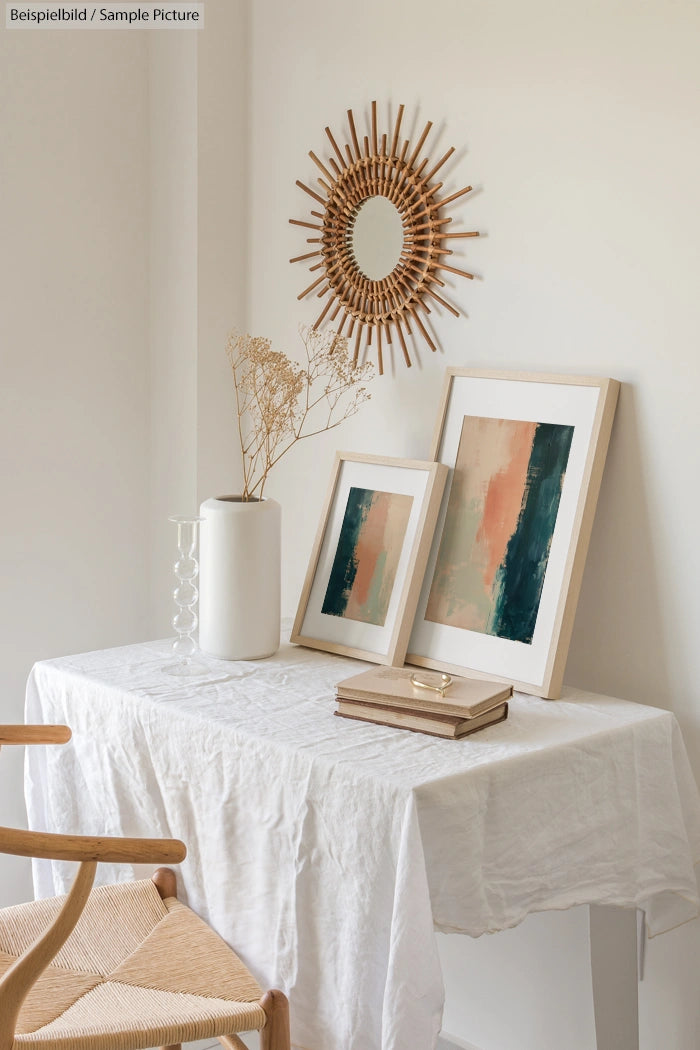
[407, 370, 620, 698]
[292, 453, 447, 664]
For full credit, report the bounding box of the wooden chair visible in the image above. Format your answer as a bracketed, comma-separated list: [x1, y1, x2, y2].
[0, 724, 290, 1050]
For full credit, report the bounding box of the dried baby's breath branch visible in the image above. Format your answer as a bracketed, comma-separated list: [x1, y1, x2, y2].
[227, 326, 373, 500]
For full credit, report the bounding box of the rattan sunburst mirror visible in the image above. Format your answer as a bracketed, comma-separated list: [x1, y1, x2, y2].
[290, 101, 479, 374]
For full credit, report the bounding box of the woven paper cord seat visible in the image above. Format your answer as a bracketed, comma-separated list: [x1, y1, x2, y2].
[1, 880, 266, 1050]
[0, 725, 290, 1050]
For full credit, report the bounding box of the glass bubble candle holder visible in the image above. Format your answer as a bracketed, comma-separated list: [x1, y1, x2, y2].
[163, 515, 203, 676]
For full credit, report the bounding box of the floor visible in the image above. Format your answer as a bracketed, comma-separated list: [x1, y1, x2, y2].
[191, 1040, 256, 1050]
[192, 1031, 472, 1049]
[437, 1035, 481, 1050]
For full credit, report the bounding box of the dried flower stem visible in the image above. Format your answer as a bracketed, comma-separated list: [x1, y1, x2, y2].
[228, 326, 373, 500]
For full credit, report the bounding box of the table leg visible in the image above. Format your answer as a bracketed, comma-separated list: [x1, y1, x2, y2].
[589, 905, 639, 1050]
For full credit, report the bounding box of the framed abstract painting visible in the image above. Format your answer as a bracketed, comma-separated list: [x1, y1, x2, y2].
[407, 370, 620, 698]
[292, 452, 447, 664]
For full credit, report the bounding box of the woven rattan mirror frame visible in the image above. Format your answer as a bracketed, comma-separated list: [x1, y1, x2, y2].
[290, 102, 479, 375]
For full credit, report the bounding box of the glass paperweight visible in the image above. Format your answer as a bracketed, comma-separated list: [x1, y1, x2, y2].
[163, 515, 204, 676]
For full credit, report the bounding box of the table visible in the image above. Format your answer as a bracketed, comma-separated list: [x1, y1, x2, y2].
[24, 632, 700, 1050]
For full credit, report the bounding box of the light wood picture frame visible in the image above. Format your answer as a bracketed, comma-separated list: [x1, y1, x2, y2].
[407, 370, 620, 698]
[292, 452, 448, 665]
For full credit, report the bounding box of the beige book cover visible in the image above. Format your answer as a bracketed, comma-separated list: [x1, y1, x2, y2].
[335, 698, 509, 739]
[336, 665, 512, 719]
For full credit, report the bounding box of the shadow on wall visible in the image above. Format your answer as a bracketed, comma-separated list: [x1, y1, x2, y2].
[566, 382, 671, 710]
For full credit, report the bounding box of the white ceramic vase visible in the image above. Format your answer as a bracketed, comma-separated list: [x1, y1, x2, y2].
[198, 496, 281, 660]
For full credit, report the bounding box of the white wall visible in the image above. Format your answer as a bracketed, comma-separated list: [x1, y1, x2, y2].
[149, 28, 199, 632]
[195, 0, 250, 507]
[0, 23, 151, 904]
[146, 0, 251, 636]
[245, 1, 700, 1048]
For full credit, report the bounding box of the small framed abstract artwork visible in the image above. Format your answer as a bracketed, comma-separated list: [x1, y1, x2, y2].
[292, 452, 448, 664]
[407, 370, 620, 698]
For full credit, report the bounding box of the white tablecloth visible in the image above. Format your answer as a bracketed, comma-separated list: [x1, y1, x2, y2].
[24, 633, 700, 1050]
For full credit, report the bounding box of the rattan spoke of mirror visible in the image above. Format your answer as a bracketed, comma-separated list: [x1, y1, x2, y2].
[290, 101, 479, 375]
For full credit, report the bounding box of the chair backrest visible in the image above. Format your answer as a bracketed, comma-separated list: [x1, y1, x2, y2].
[0, 725, 186, 1049]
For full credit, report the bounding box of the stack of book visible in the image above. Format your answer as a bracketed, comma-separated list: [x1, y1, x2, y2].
[334, 666, 512, 739]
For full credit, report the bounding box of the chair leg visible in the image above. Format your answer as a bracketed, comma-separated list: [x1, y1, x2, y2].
[159, 1045, 181, 1050]
[260, 989, 290, 1050]
[218, 1036, 248, 1050]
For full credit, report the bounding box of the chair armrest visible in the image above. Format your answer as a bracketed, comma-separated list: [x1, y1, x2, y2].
[0, 725, 72, 745]
[0, 825, 186, 864]
[1, 722, 185, 863]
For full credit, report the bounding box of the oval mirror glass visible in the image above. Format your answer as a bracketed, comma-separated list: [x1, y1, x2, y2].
[350, 196, 404, 280]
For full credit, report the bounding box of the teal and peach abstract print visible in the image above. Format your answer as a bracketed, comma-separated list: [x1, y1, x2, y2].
[322, 487, 414, 626]
[426, 416, 575, 644]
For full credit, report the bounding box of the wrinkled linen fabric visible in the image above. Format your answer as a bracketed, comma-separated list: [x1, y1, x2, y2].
[24, 629, 700, 1050]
